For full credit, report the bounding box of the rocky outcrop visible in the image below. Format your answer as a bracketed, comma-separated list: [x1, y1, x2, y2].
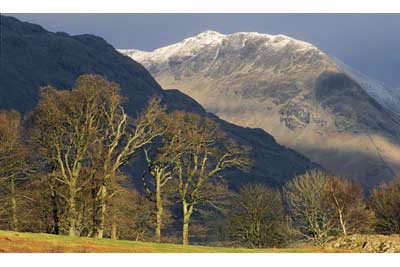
[327, 234, 400, 253]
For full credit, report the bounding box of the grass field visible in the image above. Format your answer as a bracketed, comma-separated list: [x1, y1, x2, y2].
[0, 230, 350, 253]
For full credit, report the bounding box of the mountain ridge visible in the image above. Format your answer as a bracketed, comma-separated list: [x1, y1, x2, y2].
[121, 30, 400, 186]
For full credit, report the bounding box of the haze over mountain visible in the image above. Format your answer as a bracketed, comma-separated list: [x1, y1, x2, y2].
[0, 16, 319, 188]
[121, 30, 400, 186]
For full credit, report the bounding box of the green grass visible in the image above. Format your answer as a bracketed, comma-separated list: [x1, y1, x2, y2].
[0, 230, 346, 253]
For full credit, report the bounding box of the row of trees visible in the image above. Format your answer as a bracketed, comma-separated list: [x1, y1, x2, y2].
[1, 74, 400, 247]
[26, 76, 166, 239]
[284, 171, 373, 244]
[227, 171, 400, 248]
[141, 111, 250, 244]
[0, 75, 250, 245]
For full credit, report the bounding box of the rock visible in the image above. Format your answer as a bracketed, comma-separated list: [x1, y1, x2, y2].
[325, 234, 400, 253]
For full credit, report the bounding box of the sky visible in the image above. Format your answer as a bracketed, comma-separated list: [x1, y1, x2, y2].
[10, 14, 400, 87]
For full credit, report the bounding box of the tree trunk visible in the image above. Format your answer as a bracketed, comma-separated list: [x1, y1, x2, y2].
[111, 221, 117, 240]
[68, 193, 76, 237]
[182, 202, 193, 245]
[338, 209, 347, 236]
[50, 187, 60, 235]
[96, 184, 107, 238]
[110, 198, 117, 240]
[9, 176, 18, 232]
[91, 181, 98, 237]
[155, 173, 163, 243]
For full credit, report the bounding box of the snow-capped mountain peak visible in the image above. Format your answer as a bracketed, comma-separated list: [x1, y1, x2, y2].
[118, 30, 400, 186]
[118, 30, 320, 67]
[190, 30, 225, 44]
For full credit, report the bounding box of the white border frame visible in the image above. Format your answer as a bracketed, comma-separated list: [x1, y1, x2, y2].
[1, 0, 400, 13]
[1, 1, 399, 266]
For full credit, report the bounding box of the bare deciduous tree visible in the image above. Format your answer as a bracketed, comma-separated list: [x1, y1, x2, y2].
[0, 110, 27, 231]
[28, 82, 104, 236]
[28, 75, 165, 237]
[91, 90, 165, 239]
[142, 145, 174, 243]
[108, 184, 155, 241]
[285, 171, 374, 243]
[325, 176, 374, 236]
[284, 170, 335, 244]
[370, 177, 400, 234]
[161, 111, 251, 245]
[228, 184, 288, 248]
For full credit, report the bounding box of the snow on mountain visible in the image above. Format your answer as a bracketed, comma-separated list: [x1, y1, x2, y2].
[119, 31, 224, 65]
[118, 30, 319, 68]
[119, 30, 400, 186]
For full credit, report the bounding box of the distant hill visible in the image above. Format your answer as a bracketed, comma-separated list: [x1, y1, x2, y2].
[0, 15, 161, 114]
[121, 30, 400, 186]
[0, 16, 319, 187]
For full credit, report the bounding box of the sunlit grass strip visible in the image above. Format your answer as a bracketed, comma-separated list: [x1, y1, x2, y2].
[0, 230, 349, 253]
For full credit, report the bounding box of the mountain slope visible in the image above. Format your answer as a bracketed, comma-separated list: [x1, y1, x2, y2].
[121, 30, 400, 186]
[0, 15, 161, 114]
[333, 57, 400, 116]
[0, 16, 318, 187]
